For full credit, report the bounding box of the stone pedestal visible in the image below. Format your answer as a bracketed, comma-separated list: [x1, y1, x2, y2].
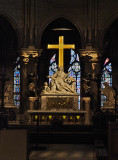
[82, 97, 91, 125]
[28, 97, 38, 110]
[40, 94, 79, 111]
[4, 104, 17, 121]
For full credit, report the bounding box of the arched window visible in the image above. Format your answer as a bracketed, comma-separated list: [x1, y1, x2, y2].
[101, 58, 112, 106]
[49, 54, 58, 83]
[14, 57, 20, 108]
[68, 49, 81, 109]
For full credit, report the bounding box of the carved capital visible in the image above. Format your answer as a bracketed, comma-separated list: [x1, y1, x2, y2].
[79, 49, 102, 62]
[82, 97, 91, 103]
[21, 46, 40, 64]
[29, 97, 38, 102]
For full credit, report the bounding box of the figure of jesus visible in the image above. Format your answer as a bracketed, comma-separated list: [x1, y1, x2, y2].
[47, 66, 76, 93]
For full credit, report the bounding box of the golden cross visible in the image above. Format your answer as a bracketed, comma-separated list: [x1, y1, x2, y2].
[48, 36, 75, 68]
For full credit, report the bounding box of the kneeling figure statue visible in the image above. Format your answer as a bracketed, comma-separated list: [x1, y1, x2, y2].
[101, 82, 115, 107]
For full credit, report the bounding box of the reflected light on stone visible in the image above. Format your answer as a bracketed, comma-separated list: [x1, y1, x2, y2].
[52, 28, 73, 31]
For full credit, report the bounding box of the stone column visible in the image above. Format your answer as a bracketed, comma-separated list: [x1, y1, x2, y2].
[82, 97, 91, 125]
[79, 46, 102, 79]
[20, 46, 41, 113]
[84, 0, 98, 47]
[28, 97, 38, 110]
[40, 95, 47, 110]
[79, 46, 102, 112]
[20, 58, 27, 113]
[24, 0, 38, 46]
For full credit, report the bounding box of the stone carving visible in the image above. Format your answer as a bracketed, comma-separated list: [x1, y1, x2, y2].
[42, 82, 50, 94]
[4, 83, 14, 104]
[42, 66, 77, 94]
[83, 73, 91, 95]
[29, 82, 37, 97]
[101, 82, 115, 107]
[28, 73, 38, 97]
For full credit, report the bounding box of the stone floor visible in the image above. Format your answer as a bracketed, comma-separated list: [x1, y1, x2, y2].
[29, 144, 95, 160]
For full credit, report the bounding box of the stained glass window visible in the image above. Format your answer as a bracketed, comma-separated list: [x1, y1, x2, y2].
[14, 57, 20, 108]
[101, 58, 112, 106]
[49, 54, 58, 83]
[68, 49, 81, 109]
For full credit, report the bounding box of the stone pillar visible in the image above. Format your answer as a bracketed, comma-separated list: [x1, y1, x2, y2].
[24, 0, 38, 46]
[20, 59, 27, 113]
[82, 97, 91, 125]
[41, 95, 47, 110]
[84, 0, 98, 48]
[20, 46, 41, 113]
[79, 46, 102, 111]
[28, 97, 38, 110]
[79, 46, 102, 80]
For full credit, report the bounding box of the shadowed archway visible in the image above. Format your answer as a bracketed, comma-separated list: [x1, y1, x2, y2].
[39, 17, 82, 87]
[102, 18, 118, 88]
[0, 16, 19, 65]
[103, 19, 118, 62]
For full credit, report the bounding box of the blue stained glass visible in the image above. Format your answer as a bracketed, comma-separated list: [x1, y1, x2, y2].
[101, 58, 112, 106]
[68, 50, 81, 109]
[52, 62, 58, 71]
[14, 101, 20, 107]
[14, 57, 20, 108]
[14, 95, 20, 100]
[70, 49, 76, 64]
[14, 85, 20, 93]
[106, 63, 112, 72]
[49, 54, 58, 84]
[14, 70, 20, 77]
[110, 78, 112, 83]
[72, 63, 80, 72]
[76, 54, 79, 61]
[14, 77, 20, 84]
[69, 69, 76, 77]
[50, 54, 56, 64]
[77, 88, 80, 93]
[77, 72, 81, 77]
[77, 78, 80, 85]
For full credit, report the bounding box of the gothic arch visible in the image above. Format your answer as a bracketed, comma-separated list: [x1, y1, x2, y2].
[0, 12, 22, 49]
[39, 15, 83, 47]
[100, 12, 118, 49]
[38, 16, 82, 90]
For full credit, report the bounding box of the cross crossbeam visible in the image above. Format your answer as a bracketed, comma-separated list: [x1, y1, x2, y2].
[48, 36, 75, 68]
